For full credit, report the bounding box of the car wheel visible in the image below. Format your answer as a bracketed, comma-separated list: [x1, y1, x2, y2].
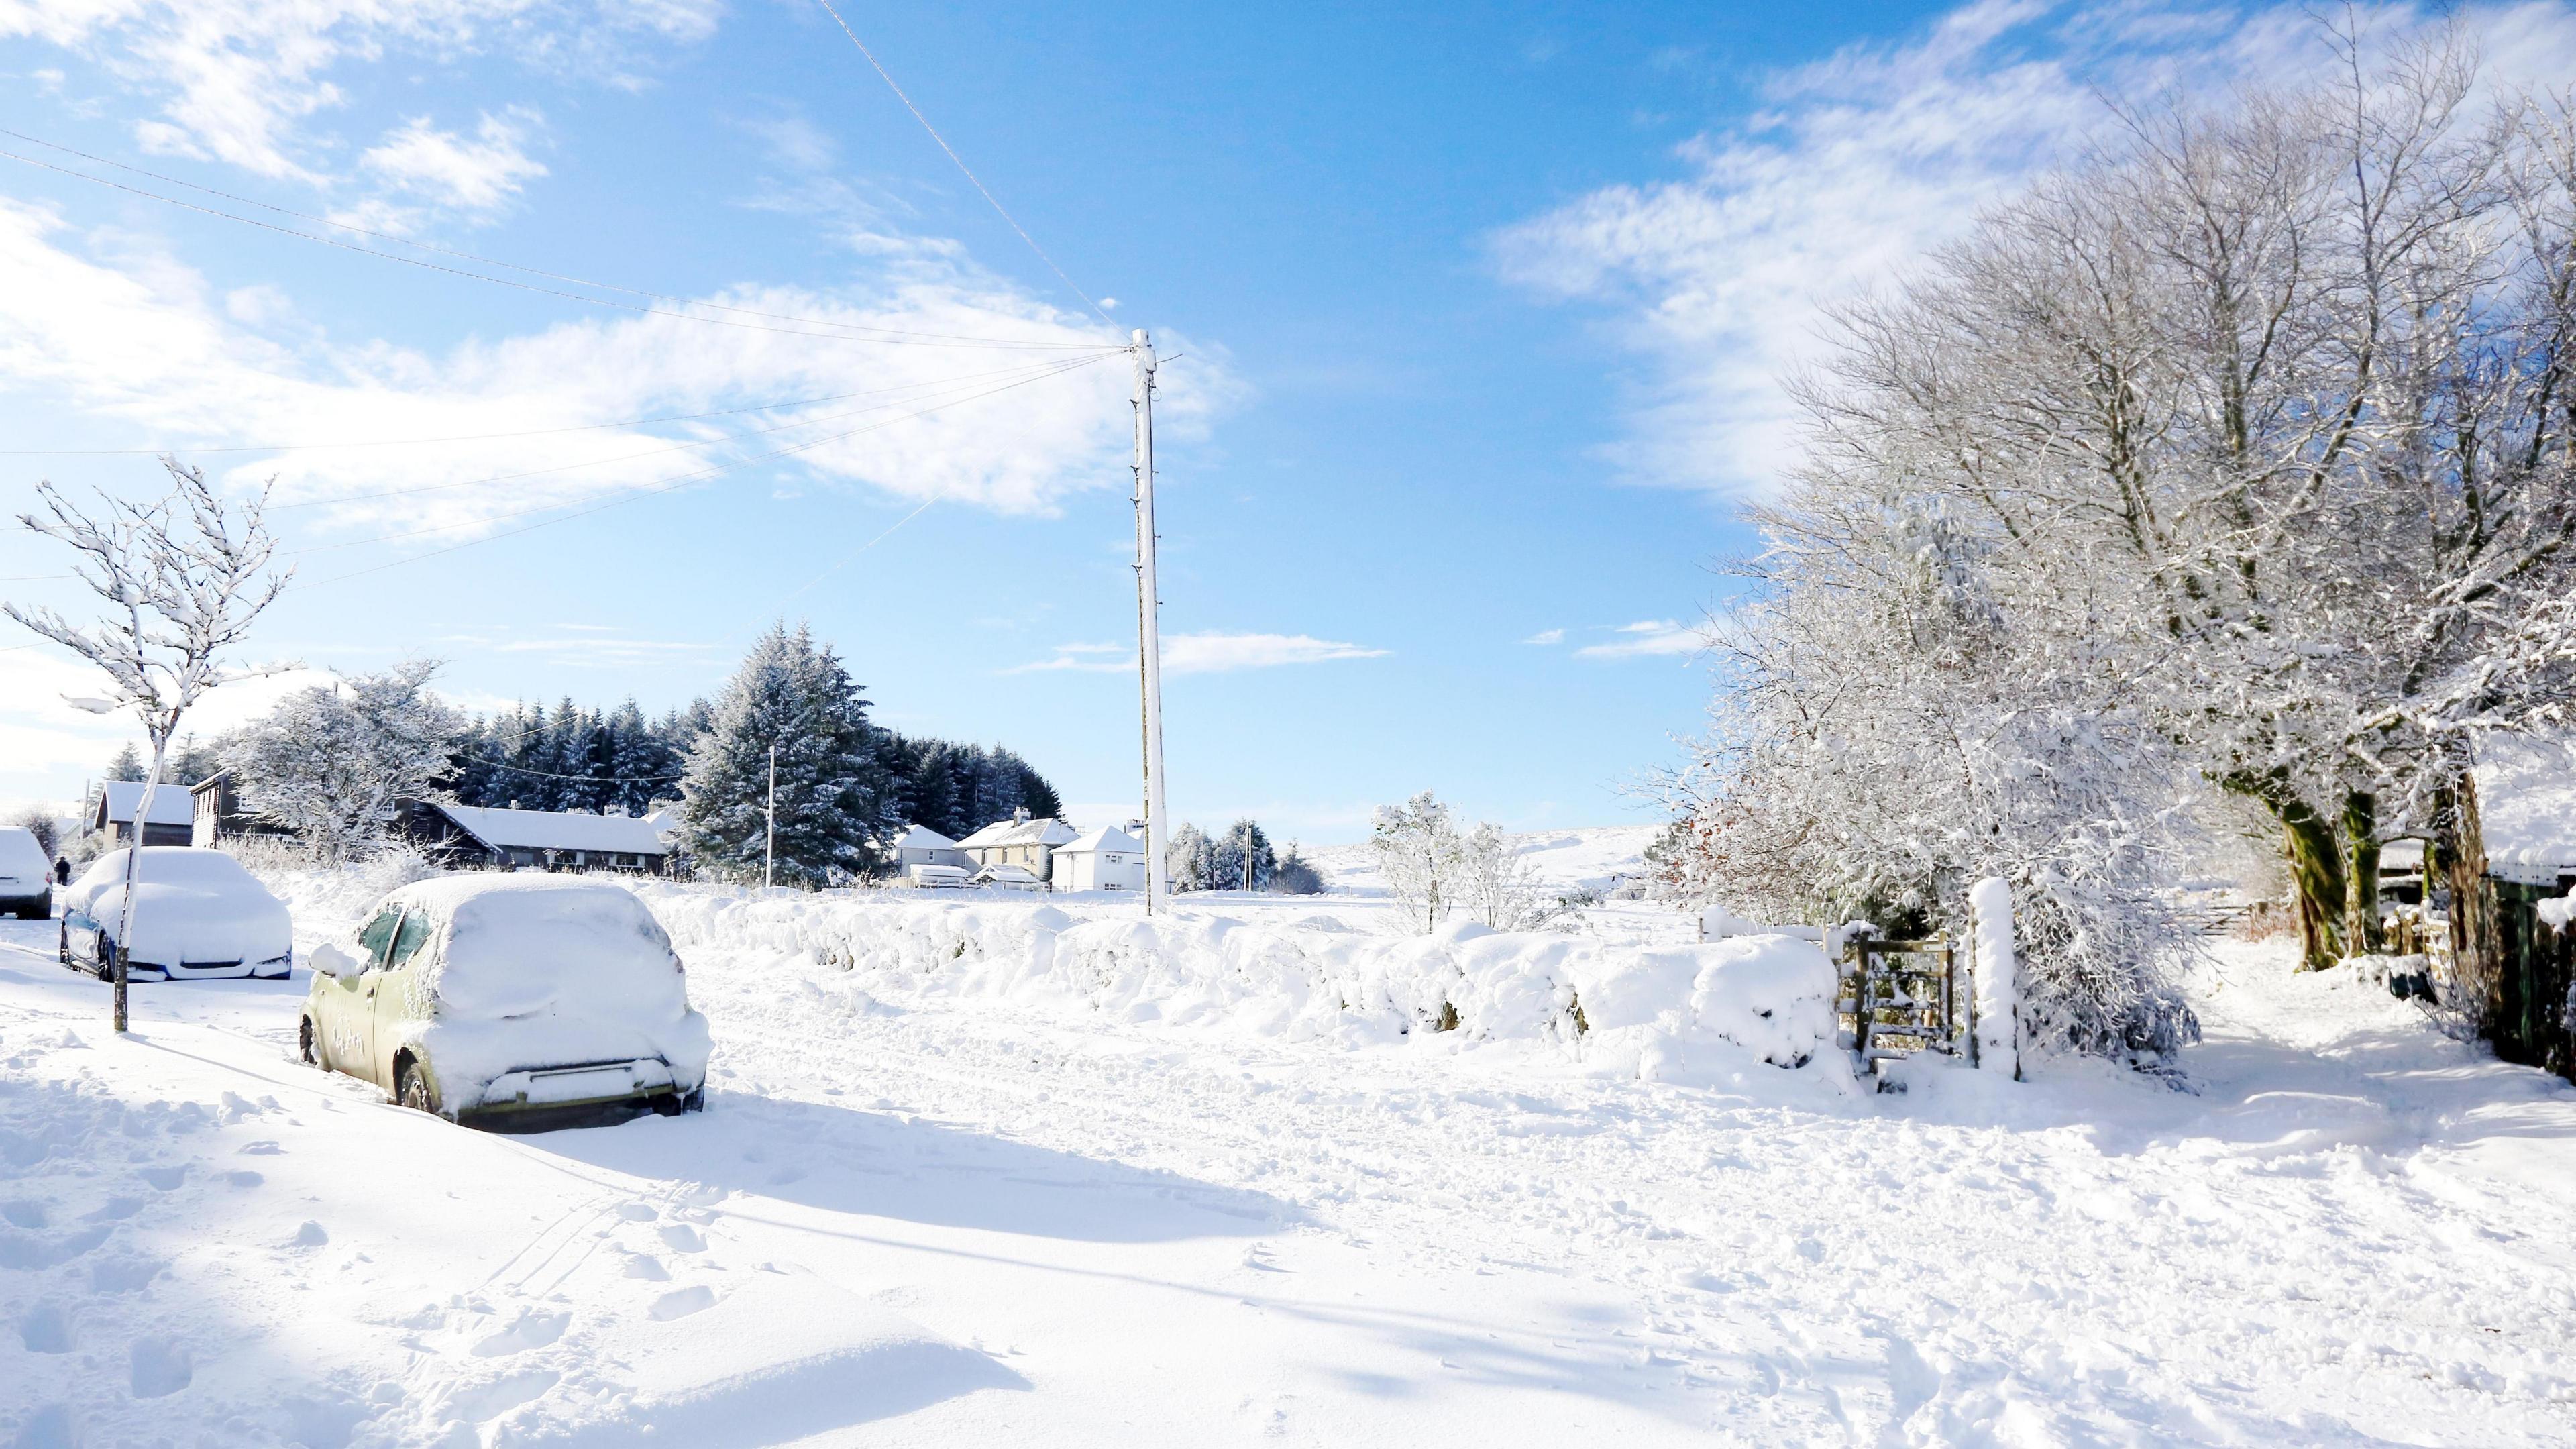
[297, 1016, 319, 1067]
[93, 938, 114, 981]
[397, 1063, 439, 1117]
[58, 923, 69, 967]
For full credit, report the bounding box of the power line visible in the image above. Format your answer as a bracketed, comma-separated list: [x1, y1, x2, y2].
[0, 142, 1110, 352]
[808, 0, 1117, 328]
[0, 354, 1116, 458]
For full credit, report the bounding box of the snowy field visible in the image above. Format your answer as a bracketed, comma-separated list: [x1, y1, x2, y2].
[7, 841, 2576, 1446]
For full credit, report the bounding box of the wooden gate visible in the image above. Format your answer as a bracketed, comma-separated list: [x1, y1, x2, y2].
[1837, 936, 1970, 1070]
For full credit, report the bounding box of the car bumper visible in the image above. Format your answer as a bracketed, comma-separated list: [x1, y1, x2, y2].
[456, 1059, 702, 1134]
[124, 956, 294, 981]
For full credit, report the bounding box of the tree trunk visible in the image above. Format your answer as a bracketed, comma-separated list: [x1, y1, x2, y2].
[2219, 770, 2347, 971]
[2431, 771, 2500, 1028]
[2343, 790, 2382, 957]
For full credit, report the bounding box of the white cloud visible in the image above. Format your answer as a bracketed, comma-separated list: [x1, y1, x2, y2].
[0, 0, 716, 181]
[1521, 627, 1565, 645]
[1013, 631, 1389, 676]
[1492, 0, 2576, 500]
[0, 649, 337, 815]
[360, 111, 549, 215]
[0, 200, 1229, 559]
[1575, 619, 1702, 660]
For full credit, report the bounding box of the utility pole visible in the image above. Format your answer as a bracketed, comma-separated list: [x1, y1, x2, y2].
[765, 743, 777, 890]
[1131, 329, 1170, 914]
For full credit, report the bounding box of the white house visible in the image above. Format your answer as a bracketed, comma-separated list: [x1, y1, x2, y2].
[890, 824, 972, 885]
[1050, 823, 1146, 893]
[93, 780, 196, 847]
[955, 810, 1079, 881]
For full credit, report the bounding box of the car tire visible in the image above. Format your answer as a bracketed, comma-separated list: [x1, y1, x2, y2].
[297, 1016, 319, 1067]
[397, 1063, 440, 1117]
[58, 923, 70, 967]
[93, 937, 114, 981]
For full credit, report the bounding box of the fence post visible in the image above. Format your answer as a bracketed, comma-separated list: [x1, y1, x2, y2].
[1969, 877, 2019, 1081]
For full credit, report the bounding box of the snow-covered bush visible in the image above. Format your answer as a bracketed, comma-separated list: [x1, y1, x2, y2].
[225, 661, 462, 862]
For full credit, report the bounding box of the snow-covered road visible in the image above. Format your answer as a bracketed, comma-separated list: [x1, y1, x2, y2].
[7, 904, 2576, 1446]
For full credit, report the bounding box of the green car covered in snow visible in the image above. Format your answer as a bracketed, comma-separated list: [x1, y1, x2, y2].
[299, 875, 712, 1132]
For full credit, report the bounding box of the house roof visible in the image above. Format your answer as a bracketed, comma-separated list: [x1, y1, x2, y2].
[955, 816, 1078, 851]
[973, 863, 1045, 885]
[419, 801, 675, 855]
[2477, 735, 2576, 879]
[893, 824, 961, 851]
[97, 780, 197, 828]
[1056, 824, 1141, 855]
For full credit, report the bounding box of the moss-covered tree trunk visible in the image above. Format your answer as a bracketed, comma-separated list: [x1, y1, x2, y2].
[2224, 769, 2347, 972]
[2343, 790, 2382, 957]
[2431, 771, 2500, 1029]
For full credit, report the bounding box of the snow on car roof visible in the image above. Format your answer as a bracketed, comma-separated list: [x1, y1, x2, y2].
[372, 876, 686, 1024]
[428, 803, 675, 855]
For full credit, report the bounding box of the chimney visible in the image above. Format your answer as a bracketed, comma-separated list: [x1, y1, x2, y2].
[1013, 806, 1030, 824]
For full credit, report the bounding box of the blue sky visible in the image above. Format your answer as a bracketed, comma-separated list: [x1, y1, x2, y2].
[6, 0, 2571, 841]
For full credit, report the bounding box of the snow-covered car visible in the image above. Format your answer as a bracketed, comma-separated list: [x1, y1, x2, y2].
[59, 847, 293, 979]
[0, 827, 52, 920]
[299, 876, 712, 1132]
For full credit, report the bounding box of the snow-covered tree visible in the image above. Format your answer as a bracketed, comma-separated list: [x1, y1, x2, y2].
[1456, 823, 1547, 931]
[1370, 792, 1466, 934]
[1272, 841, 1325, 896]
[1208, 818, 1276, 892]
[228, 661, 464, 863]
[1665, 30, 2576, 1046]
[104, 742, 146, 782]
[5, 458, 290, 1030]
[1165, 823, 1212, 893]
[677, 623, 896, 886]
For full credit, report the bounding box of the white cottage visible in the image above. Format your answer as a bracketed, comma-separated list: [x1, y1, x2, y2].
[890, 824, 972, 885]
[955, 810, 1079, 881]
[1051, 824, 1146, 893]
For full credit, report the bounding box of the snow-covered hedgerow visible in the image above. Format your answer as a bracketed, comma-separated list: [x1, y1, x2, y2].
[625, 885, 1849, 1085]
[240, 859, 1849, 1087]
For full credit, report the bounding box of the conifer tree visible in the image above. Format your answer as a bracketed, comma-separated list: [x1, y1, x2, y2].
[678, 623, 896, 885]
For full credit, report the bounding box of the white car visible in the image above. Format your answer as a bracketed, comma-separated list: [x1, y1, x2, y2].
[300, 875, 712, 1131]
[0, 827, 52, 920]
[59, 848, 294, 981]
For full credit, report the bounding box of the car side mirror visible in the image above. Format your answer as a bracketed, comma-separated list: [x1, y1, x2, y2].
[309, 943, 364, 978]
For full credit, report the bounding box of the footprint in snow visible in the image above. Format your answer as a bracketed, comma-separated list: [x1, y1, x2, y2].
[658, 1224, 706, 1253]
[138, 1165, 187, 1191]
[623, 1254, 669, 1281]
[471, 1309, 570, 1358]
[614, 1203, 658, 1222]
[237, 1141, 283, 1156]
[649, 1285, 716, 1320]
[21, 1301, 74, 1354]
[129, 1337, 192, 1398]
[2, 1200, 44, 1230]
[288, 1221, 328, 1249]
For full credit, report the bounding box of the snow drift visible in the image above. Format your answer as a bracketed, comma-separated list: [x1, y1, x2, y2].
[625, 885, 1845, 1084]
